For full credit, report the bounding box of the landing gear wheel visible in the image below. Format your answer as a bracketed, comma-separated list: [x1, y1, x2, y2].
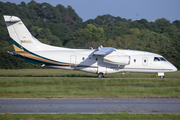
[98, 73, 104, 78]
[160, 76, 164, 79]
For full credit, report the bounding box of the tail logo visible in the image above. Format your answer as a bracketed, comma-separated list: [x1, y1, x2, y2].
[21, 40, 32, 43]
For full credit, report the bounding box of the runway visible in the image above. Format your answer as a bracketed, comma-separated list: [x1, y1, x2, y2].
[0, 98, 180, 114]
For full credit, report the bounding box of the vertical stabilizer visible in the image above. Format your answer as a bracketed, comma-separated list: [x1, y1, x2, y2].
[3, 15, 41, 52]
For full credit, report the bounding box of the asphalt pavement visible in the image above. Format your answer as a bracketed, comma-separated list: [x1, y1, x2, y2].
[0, 98, 180, 114]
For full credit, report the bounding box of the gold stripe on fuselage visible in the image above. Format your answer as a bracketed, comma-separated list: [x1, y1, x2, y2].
[13, 45, 23, 51]
[15, 51, 69, 66]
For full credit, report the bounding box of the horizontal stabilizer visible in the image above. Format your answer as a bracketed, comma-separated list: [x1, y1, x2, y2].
[4, 15, 21, 23]
[94, 47, 115, 56]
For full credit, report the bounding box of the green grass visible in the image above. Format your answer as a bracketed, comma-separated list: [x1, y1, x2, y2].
[0, 69, 179, 78]
[1, 113, 180, 120]
[0, 69, 96, 77]
[0, 69, 179, 98]
[0, 77, 180, 98]
[0, 69, 179, 118]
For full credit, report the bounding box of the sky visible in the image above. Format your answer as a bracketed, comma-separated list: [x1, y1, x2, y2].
[1, 0, 180, 22]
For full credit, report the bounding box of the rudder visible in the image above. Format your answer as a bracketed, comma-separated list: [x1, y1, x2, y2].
[3, 15, 41, 52]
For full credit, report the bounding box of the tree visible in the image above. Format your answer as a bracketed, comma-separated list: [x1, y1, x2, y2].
[173, 20, 180, 30]
[170, 33, 180, 69]
[73, 24, 106, 42]
[0, 1, 179, 69]
[66, 24, 106, 48]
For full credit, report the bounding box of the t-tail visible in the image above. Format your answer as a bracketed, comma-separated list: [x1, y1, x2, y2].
[3, 15, 67, 65]
[4, 15, 42, 52]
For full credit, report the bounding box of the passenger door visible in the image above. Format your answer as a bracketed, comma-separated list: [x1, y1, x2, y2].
[70, 55, 76, 68]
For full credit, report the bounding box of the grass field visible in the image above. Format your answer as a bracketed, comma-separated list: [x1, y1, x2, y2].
[0, 69, 179, 98]
[1, 113, 180, 120]
[0, 69, 179, 119]
[0, 69, 180, 78]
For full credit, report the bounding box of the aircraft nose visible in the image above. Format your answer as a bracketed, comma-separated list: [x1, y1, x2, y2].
[166, 61, 177, 72]
[172, 65, 177, 72]
[169, 62, 177, 72]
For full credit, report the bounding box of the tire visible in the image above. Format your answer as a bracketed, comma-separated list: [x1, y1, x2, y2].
[98, 73, 104, 78]
[160, 76, 164, 78]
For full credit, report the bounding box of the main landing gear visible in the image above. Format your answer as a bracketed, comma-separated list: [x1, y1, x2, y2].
[98, 72, 104, 78]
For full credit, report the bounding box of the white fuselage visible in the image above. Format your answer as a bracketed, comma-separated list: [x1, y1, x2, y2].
[3, 15, 177, 77]
[34, 48, 177, 75]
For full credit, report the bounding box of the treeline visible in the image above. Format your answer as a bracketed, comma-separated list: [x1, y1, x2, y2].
[0, 0, 180, 69]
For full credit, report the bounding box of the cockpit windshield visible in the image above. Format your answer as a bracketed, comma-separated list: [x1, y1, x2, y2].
[154, 57, 166, 62]
[159, 57, 166, 61]
[154, 57, 160, 61]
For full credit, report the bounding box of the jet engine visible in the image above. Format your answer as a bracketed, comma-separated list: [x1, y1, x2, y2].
[103, 55, 130, 65]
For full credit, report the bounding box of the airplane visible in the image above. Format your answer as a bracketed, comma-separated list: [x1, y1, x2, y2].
[3, 15, 177, 78]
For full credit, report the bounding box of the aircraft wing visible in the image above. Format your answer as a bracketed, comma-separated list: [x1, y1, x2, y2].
[94, 47, 115, 56]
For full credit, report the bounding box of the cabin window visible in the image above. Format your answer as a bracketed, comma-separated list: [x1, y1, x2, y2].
[96, 58, 98, 61]
[82, 57, 85, 60]
[134, 59, 136, 62]
[89, 57, 91, 61]
[144, 59, 146, 63]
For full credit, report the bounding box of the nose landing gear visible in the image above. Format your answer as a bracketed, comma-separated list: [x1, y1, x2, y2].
[158, 73, 164, 79]
[160, 76, 164, 78]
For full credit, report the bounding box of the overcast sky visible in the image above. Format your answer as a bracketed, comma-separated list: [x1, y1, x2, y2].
[1, 0, 180, 22]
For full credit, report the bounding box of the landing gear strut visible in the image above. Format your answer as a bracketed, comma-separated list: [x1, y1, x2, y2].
[98, 72, 104, 78]
[158, 73, 164, 79]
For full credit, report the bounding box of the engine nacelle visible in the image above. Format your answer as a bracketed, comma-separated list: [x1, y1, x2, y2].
[103, 55, 130, 65]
